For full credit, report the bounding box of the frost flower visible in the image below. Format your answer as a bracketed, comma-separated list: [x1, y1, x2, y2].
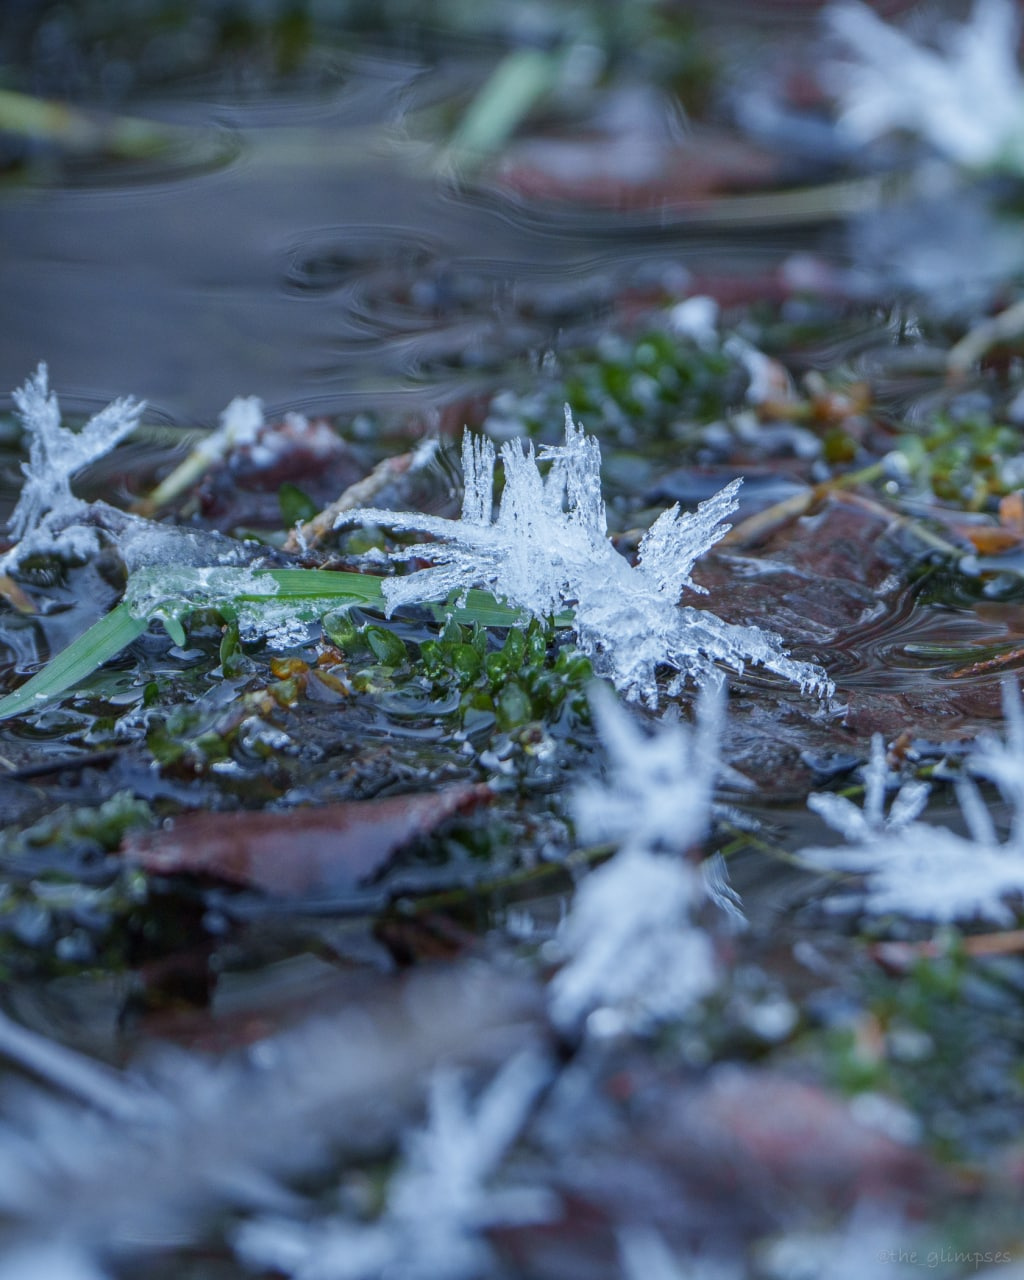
[827, 0, 1024, 170]
[548, 684, 728, 1032]
[340, 408, 830, 705]
[803, 683, 1024, 924]
[6, 363, 144, 566]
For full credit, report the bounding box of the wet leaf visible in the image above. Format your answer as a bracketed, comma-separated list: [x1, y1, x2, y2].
[278, 481, 318, 529]
[122, 783, 491, 897]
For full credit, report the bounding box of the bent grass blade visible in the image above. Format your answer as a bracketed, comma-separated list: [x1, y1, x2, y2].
[0, 569, 568, 722]
[0, 603, 148, 723]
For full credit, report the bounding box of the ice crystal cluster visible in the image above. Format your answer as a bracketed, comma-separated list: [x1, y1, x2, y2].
[827, 0, 1024, 170]
[803, 683, 1024, 924]
[549, 683, 729, 1033]
[0, 970, 547, 1279]
[342, 408, 830, 705]
[237, 1052, 553, 1280]
[4, 363, 144, 567]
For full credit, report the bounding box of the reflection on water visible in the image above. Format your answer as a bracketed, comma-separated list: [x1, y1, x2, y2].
[832, 593, 1024, 689]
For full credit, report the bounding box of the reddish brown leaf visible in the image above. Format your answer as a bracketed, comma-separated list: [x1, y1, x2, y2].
[495, 129, 782, 212]
[122, 783, 491, 897]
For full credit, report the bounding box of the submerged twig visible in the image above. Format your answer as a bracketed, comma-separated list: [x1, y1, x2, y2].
[0, 87, 185, 160]
[947, 298, 1024, 377]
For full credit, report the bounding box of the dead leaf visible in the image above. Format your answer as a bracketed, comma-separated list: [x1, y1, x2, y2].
[999, 490, 1024, 534]
[958, 525, 1022, 555]
[122, 783, 491, 897]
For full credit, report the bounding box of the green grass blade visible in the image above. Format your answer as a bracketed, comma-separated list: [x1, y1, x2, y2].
[0, 603, 148, 723]
[251, 570, 570, 627]
[249, 569, 387, 605]
[437, 589, 533, 627]
[442, 47, 562, 171]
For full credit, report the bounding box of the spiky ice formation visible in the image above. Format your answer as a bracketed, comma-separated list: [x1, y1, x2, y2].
[341, 408, 831, 705]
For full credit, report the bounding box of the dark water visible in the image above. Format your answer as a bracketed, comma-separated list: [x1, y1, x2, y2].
[0, 9, 851, 426]
[3, 3, 1021, 740]
[3, 12, 1024, 1277]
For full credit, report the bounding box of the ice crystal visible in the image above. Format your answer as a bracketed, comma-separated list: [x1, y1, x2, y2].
[968, 677, 1024, 839]
[548, 684, 727, 1032]
[6, 364, 144, 564]
[0, 968, 541, 1271]
[761, 1204, 913, 1280]
[0, 1243, 108, 1280]
[806, 734, 929, 843]
[827, 0, 1024, 170]
[549, 847, 718, 1033]
[123, 564, 316, 647]
[572, 680, 722, 858]
[340, 408, 830, 705]
[803, 684, 1024, 923]
[235, 1052, 554, 1280]
[619, 1228, 739, 1280]
[201, 395, 264, 461]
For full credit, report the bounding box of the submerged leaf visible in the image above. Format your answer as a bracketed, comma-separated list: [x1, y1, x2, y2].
[122, 784, 491, 897]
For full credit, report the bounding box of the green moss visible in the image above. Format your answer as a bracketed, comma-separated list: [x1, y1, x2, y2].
[418, 617, 591, 731]
[813, 940, 1024, 1159]
[486, 326, 747, 451]
[898, 411, 1024, 507]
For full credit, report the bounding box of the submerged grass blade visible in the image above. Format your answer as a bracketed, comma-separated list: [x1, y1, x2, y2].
[250, 569, 387, 605]
[0, 87, 182, 159]
[441, 47, 564, 172]
[0, 603, 147, 723]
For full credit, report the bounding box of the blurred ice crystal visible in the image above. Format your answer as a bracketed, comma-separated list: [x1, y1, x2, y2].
[0, 1243, 109, 1280]
[619, 1227, 739, 1280]
[236, 1051, 554, 1280]
[760, 1204, 912, 1280]
[803, 683, 1024, 923]
[201, 395, 264, 460]
[827, 0, 1024, 170]
[969, 676, 1024, 832]
[807, 734, 929, 842]
[548, 683, 728, 1032]
[573, 680, 722, 858]
[0, 969, 543, 1274]
[549, 846, 718, 1033]
[5, 363, 144, 566]
[340, 408, 830, 705]
[667, 294, 720, 348]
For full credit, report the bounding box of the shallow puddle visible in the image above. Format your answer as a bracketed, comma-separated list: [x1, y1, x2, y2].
[3, 4, 1024, 1277]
